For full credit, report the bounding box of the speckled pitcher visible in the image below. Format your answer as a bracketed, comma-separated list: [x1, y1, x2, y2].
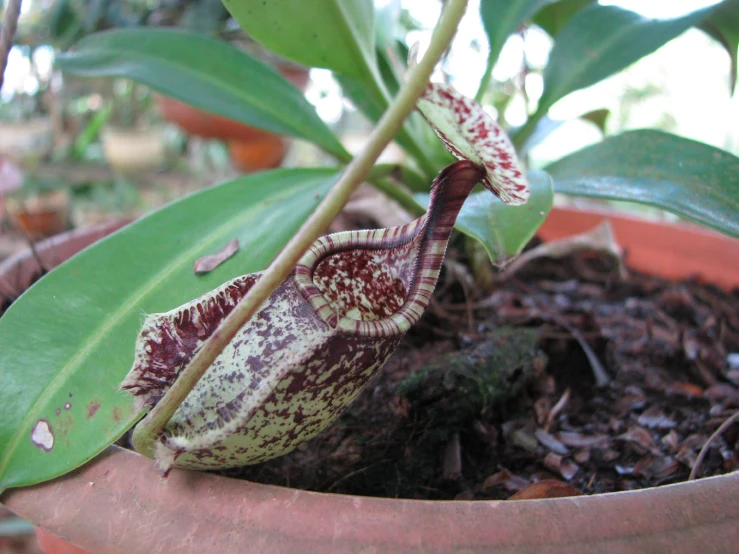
[121, 83, 529, 472]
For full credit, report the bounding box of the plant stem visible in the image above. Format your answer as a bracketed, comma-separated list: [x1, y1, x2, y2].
[0, 0, 23, 90]
[362, 64, 438, 179]
[132, 0, 469, 458]
[475, 56, 495, 103]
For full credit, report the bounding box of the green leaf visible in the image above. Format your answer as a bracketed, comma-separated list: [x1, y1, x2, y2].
[415, 170, 554, 262]
[532, 0, 594, 37]
[224, 0, 377, 84]
[56, 28, 349, 161]
[699, 0, 739, 94]
[536, 3, 712, 116]
[545, 130, 739, 237]
[0, 168, 339, 493]
[480, 0, 554, 66]
[476, 0, 556, 100]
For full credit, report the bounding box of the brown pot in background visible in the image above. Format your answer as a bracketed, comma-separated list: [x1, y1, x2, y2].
[5, 190, 71, 240]
[538, 206, 739, 290]
[1, 208, 738, 553]
[155, 66, 310, 172]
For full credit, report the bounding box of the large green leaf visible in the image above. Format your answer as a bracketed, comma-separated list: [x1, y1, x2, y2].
[699, 0, 739, 94]
[56, 28, 349, 160]
[415, 170, 554, 262]
[224, 0, 377, 84]
[535, 3, 712, 117]
[546, 130, 739, 237]
[480, 0, 554, 67]
[0, 168, 339, 493]
[532, 0, 594, 37]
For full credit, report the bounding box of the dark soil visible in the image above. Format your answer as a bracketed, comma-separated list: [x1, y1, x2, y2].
[220, 242, 739, 500]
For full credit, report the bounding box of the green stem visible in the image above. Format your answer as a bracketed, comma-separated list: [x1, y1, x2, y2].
[475, 55, 495, 103]
[132, 0, 469, 458]
[363, 65, 438, 178]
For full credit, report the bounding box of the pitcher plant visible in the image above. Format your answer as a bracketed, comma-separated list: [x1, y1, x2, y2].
[121, 83, 529, 472]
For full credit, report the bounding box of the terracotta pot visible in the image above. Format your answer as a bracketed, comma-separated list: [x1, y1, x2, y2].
[1, 209, 738, 553]
[5, 189, 71, 240]
[0, 219, 129, 303]
[538, 206, 739, 290]
[155, 66, 310, 172]
[227, 133, 288, 172]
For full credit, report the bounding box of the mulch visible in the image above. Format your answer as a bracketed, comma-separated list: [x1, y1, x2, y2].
[222, 241, 739, 500]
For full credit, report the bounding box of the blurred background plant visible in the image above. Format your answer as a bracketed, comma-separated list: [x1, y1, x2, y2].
[0, 0, 736, 254]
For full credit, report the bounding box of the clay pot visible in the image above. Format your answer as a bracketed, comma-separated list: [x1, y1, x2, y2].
[0, 219, 129, 303]
[155, 66, 309, 172]
[1, 209, 738, 553]
[100, 126, 167, 176]
[0, 118, 53, 164]
[5, 189, 71, 240]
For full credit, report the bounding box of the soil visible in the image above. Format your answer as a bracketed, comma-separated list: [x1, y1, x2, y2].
[218, 241, 739, 500]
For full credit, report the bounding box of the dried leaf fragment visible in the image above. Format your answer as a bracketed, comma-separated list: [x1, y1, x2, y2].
[193, 238, 239, 275]
[508, 479, 581, 501]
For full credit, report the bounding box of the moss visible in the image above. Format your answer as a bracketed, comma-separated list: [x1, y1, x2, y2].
[399, 326, 545, 430]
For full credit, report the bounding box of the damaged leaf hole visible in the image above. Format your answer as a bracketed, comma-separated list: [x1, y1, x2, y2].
[31, 420, 54, 452]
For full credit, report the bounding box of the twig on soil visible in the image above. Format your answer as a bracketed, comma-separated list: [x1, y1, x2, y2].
[545, 387, 570, 432]
[534, 311, 611, 387]
[689, 410, 739, 480]
[326, 462, 385, 493]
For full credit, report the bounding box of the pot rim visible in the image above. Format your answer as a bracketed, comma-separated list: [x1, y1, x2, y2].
[2, 445, 738, 554]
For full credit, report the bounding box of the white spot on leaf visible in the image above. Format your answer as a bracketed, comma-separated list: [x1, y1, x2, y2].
[31, 420, 54, 452]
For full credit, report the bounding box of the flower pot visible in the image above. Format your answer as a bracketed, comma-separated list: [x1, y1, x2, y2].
[1, 209, 738, 553]
[0, 118, 53, 164]
[0, 219, 129, 302]
[100, 126, 167, 176]
[5, 189, 71, 240]
[155, 66, 310, 172]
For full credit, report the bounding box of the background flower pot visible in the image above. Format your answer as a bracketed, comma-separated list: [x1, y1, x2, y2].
[537, 206, 739, 290]
[1, 208, 737, 553]
[100, 126, 167, 176]
[0, 219, 129, 302]
[155, 65, 310, 172]
[0, 118, 53, 165]
[5, 189, 71, 240]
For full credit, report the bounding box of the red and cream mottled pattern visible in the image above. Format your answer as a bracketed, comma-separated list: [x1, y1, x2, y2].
[418, 82, 529, 205]
[122, 161, 487, 472]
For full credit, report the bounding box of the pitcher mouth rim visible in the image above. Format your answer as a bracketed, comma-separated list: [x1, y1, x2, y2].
[294, 224, 428, 338]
